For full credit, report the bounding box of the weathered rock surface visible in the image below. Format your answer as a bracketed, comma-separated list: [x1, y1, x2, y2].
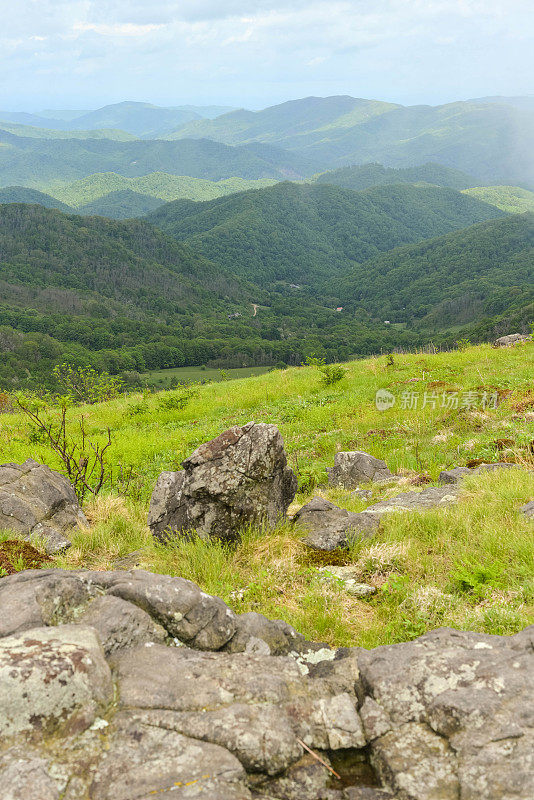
[362, 485, 461, 515]
[148, 422, 297, 542]
[0, 625, 112, 740]
[438, 462, 515, 484]
[493, 333, 531, 347]
[520, 500, 534, 519]
[0, 567, 532, 799]
[0, 459, 87, 554]
[293, 497, 380, 550]
[328, 452, 393, 488]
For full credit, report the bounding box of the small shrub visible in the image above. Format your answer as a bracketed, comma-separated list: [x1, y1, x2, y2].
[52, 363, 122, 404]
[319, 363, 347, 386]
[456, 338, 471, 351]
[158, 385, 198, 411]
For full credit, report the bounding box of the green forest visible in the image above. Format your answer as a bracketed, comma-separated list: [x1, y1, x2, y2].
[148, 182, 504, 286]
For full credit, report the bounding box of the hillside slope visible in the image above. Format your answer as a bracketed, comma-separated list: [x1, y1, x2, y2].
[2, 343, 532, 648]
[0, 186, 73, 211]
[52, 172, 278, 208]
[77, 190, 165, 219]
[314, 162, 475, 190]
[0, 130, 313, 189]
[333, 213, 534, 328]
[462, 186, 534, 214]
[169, 95, 534, 186]
[148, 182, 505, 287]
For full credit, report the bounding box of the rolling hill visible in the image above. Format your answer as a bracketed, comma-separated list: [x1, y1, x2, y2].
[332, 213, 534, 330]
[0, 187, 73, 211]
[0, 130, 313, 189]
[148, 182, 505, 287]
[77, 190, 166, 219]
[168, 95, 534, 186]
[462, 186, 534, 214]
[0, 121, 136, 141]
[52, 172, 278, 208]
[0, 103, 237, 135]
[314, 162, 475, 191]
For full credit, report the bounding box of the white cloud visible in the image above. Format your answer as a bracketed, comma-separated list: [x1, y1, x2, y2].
[0, 0, 532, 109]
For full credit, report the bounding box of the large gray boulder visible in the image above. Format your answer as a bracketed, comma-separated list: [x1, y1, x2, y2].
[0, 459, 86, 554]
[328, 452, 393, 488]
[293, 497, 379, 550]
[0, 567, 532, 799]
[148, 422, 297, 542]
[493, 333, 531, 347]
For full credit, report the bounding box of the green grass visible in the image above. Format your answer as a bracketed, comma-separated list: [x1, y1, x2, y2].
[1, 342, 533, 647]
[141, 365, 272, 388]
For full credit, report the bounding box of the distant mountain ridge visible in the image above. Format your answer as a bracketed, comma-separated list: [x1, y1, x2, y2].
[0, 129, 313, 189]
[0, 102, 237, 138]
[166, 95, 534, 187]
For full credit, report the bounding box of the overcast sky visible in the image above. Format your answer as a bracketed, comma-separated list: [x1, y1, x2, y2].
[1, 0, 532, 111]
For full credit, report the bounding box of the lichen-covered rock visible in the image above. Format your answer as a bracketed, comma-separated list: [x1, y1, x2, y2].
[148, 422, 297, 543]
[293, 497, 379, 551]
[0, 625, 112, 742]
[0, 567, 532, 799]
[356, 626, 534, 800]
[328, 452, 393, 488]
[0, 459, 86, 554]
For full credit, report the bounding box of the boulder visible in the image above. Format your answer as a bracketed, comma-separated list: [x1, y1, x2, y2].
[293, 497, 379, 550]
[328, 452, 393, 488]
[520, 500, 534, 520]
[439, 462, 515, 484]
[493, 333, 531, 347]
[148, 422, 297, 542]
[0, 459, 86, 554]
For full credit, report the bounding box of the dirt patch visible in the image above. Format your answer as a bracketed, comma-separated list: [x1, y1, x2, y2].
[302, 549, 354, 567]
[0, 540, 52, 575]
[511, 390, 534, 413]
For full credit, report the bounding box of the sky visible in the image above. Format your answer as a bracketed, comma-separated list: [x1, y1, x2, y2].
[1, 0, 533, 111]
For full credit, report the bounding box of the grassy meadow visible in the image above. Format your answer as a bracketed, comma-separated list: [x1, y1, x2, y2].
[1, 342, 533, 648]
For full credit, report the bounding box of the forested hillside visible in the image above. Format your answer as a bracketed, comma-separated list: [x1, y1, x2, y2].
[314, 162, 474, 190]
[51, 172, 278, 208]
[148, 182, 505, 287]
[462, 186, 534, 214]
[0, 187, 73, 211]
[0, 204, 424, 388]
[169, 96, 534, 186]
[0, 130, 313, 189]
[333, 213, 534, 330]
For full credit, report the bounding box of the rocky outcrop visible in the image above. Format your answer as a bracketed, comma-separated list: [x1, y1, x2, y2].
[0, 459, 87, 554]
[0, 567, 532, 799]
[438, 462, 515, 484]
[148, 422, 297, 543]
[328, 452, 393, 488]
[293, 497, 379, 550]
[362, 485, 461, 515]
[493, 333, 531, 347]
